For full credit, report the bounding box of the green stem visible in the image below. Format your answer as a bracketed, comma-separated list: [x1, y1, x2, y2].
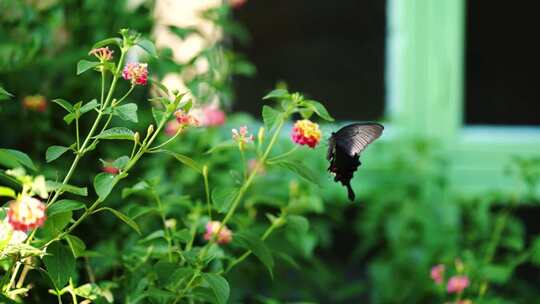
[149, 126, 184, 152]
[179, 118, 286, 298]
[153, 190, 173, 262]
[75, 117, 80, 150]
[203, 166, 211, 218]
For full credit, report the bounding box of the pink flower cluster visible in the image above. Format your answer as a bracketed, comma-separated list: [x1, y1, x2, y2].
[232, 126, 254, 149]
[203, 221, 232, 244]
[291, 119, 321, 148]
[7, 195, 47, 232]
[430, 263, 470, 295]
[122, 62, 148, 86]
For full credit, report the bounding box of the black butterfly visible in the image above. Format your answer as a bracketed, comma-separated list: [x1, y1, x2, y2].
[327, 122, 384, 201]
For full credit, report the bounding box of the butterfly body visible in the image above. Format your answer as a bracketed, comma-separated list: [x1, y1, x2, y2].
[327, 122, 384, 201]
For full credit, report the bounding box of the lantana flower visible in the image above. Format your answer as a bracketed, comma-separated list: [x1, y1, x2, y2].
[200, 104, 226, 127]
[430, 264, 445, 284]
[291, 119, 321, 148]
[89, 47, 114, 61]
[232, 126, 254, 150]
[165, 120, 182, 136]
[204, 221, 232, 244]
[122, 62, 148, 86]
[22, 95, 47, 112]
[174, 110, 200, 127]
[229, 0, 246, 8]
[447, 275, 469, 294]
[7, 195, 46, 232]
[0, 219, 28, 246]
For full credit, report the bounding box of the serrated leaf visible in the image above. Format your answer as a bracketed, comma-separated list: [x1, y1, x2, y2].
[137, 39, 158, 58]
[47, 199, 86, 217]
[114, 103, 138, 123]
[211, 187, 237, 213]
[92, 37, 122, 49]
[274, 160, 320, 186]
[0, 148, 36, 171]
[65, 234, 86, 258]
[77, 60, 100, 75]
[96, 127, 135, 140]
[262, 105, 281, 131]
[63, 112, 77, 125]
[0, 186, 16, 198]
[46, 145, 70, 163]
[161, 150, 202, 173]
[234, 232, 274, 278]
[263, 89, 289, 100]
[305, 100, 334, 121]
[43, 242, 75, 289]
[52, 99, 74, 113]
[201, 273, 230, 304]
[95, 207, 141, 235]
[93, 173, 116, 201]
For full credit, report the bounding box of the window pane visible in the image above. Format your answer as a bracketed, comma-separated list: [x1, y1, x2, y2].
[465, 1, 540, 125]
[233, 0, 386, 121]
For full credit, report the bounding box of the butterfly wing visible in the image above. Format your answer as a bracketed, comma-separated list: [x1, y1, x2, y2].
[327, 122, 384, 201]
[333, 123, 384, 157]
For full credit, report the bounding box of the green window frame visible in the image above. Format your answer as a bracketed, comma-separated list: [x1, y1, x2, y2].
[385, 0, 540, 196]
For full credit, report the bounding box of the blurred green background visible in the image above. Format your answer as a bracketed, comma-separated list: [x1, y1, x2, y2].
[2, 0, 540, 303]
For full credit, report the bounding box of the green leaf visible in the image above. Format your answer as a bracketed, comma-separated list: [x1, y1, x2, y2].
[93, 173, 116, 200]
[112, 155, 130, 169]
[95, 207, 141, 235]
[96, 127, 135, 140]
[65, 234, 86, 258]
[201, 273, 230, 304]
[161, 150, 202, 173]
[154, 262, 193, 290]
[263, 89, 289, 100]
[47, 199, 86, 217]
[211, 187, 237, 213]
[234, 232, 274, 278]
[46, 181, 88, 196]
[274, 160, 320, 186]
[137, 39, 158, 58]
[305, 100, 334, 121]
[42, 211, 72, 236]
[287, 215, 309, 233]
[79, 99, 99, 114]
[0, 294, 19, 304]
[262, 105, 281, 131]
[43, 242, 75, 289]
[0, 148, 36, 171]
[92, 37, 122, 49]
[481, 264, 513, 284]
[77, 60, 100, 75]
[63, 113, 77, 125]
[152, 107, 166, 125]
[52, 99, 74, 113]
[114, 103, 138, 123]
[0, 85, 13, 100]
[0, 186, 16, 198]
[46, 145, 70, 163]
[530, 236, 540, 266]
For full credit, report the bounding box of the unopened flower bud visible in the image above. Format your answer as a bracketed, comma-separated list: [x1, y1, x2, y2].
[134, 132, 140, 144]
[258, 127, 265, 144]
[147, 124, 154, 136]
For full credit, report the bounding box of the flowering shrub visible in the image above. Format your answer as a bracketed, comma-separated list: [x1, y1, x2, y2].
[0, 28, 336, 303]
